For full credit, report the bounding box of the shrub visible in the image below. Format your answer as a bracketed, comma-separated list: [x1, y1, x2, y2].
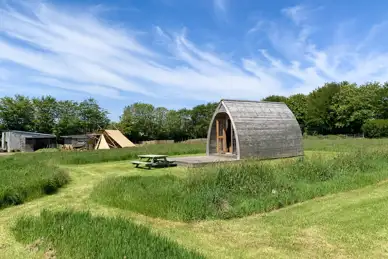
[12, 210, 204, 259]
[362, 119, 388, 138]
[92, 150, 388, 221]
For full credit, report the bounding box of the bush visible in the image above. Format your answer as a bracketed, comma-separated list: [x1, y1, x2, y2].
[12, 210, 204, 259]
[92, 150, 388, 221]
[362, 119, 388, 138]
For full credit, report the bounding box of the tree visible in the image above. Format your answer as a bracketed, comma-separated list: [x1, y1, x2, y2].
[78, 98, 110, 134]
[331, 82, 381, 133]
[285, 94, 308, 132]
[54, 100, 82, 136]
[0, 95, 34, 131]
[191, 102, 218, 138]
[165, 110, 183, 141]
[32, 96, 58, 134]
[153, 107, 169, 139]
[306, 82, 343, 134]
[262, 95, 288, 103]
[120, 103, 155, 141]
[377, 83, 388, 119]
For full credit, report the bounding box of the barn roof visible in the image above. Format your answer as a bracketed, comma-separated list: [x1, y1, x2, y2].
[2, 130, 56, 138]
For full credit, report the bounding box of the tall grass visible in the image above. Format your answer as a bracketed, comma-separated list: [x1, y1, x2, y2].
[92, 150, 388, 221]
[34, 142, 206, 165]
[303, 137, 388, 152]
[0, 143, 204, 209]
[12, 210, 204, 259]
[0, 156, 70, 209]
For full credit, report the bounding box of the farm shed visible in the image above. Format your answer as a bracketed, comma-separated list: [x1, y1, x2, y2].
[60, 134, 100, 149]
[1, 130, 57, 152]
[206, 99, 303, 160]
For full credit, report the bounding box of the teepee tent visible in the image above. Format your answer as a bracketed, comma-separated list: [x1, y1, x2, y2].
[95, 130, 135, 150]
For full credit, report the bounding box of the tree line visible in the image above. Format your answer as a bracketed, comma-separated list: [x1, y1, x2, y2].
[0, 81, 387, 141]
[263, 81, 388, 135]
[0, 95, 110, 137]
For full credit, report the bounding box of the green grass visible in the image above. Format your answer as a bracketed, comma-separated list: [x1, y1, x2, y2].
[92, 150, 388, 221]
[303, 137, 388, 152]
[0, 142, 205, 209]
[40, 142, 206, 165]
[0, 156, 70, 209]
[11, 210, 204, 259]
[3, 155, 388, 258]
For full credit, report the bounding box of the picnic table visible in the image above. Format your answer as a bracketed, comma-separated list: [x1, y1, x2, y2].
[131, 154, 177, 169]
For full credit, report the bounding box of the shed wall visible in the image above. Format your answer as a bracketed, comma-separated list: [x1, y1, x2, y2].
[1, 132, 4, 151]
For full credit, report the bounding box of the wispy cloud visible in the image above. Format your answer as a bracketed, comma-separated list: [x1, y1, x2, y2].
[281, 5, 306, 26]
[213, 0, 228, 20]
[1, 0, 388, 110]
[0, 0, 287, 103]
[245, 4, 388, 95]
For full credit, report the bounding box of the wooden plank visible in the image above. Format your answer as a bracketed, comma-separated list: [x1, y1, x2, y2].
[230, 124, 233, 153]
[216, 119, 220, 153]
[223, 126, 227, 153]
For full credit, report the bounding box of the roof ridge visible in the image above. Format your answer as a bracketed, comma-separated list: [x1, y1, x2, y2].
[221, 99, 285, 104]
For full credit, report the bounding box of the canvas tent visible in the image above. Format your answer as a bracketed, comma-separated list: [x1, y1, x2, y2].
[95, 130, 135, 150]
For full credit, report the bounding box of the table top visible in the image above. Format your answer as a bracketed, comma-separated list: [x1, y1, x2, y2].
[138, 154, 168, 158]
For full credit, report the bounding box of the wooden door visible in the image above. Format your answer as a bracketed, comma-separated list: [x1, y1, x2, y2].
[216, 119, 227, 153]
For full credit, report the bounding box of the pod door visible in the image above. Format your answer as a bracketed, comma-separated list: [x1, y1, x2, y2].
[216, 117, 235, 154]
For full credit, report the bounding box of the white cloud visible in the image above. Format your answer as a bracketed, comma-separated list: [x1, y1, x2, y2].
[1, 0, 388, 109]
[245, 7, 388, 95]
[0, 0, 287, 103]
[281, 5, 306, 25]
[213, 0, 228, 20]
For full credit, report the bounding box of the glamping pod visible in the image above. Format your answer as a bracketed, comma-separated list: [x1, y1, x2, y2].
[206, 99, 303, 160]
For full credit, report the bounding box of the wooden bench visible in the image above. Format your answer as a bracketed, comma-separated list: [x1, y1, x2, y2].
[131, 155, 178, 169]
[131, 160, 153, 169]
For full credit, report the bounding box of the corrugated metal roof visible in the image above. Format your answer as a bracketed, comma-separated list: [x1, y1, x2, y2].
[2, 130, 56, 138]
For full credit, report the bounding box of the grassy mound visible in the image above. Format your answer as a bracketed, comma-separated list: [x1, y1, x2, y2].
[12, 210, 204, 259]
[0, 156, 70, 209]
[92, 150, 388, 221]
[0, 142, 204, 209]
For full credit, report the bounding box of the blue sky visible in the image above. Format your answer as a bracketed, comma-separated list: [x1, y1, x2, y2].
[1, 0, 388, 121]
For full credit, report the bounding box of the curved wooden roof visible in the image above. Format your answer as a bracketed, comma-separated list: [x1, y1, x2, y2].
[206, 99, 303, 160]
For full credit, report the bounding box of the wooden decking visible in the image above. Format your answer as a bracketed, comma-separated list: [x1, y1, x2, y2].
[173, 155, 238, 167]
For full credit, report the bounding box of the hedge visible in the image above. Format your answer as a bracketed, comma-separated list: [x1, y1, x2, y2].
[362, 119, 388, 138]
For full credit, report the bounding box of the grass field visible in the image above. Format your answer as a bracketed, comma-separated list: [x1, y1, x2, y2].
[0, 143, 205, 209]
[12, 210, 203, 259]
[1, 138, 388, 258]
[91, 150, 388, 221]
[0, 156, 69, 209]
